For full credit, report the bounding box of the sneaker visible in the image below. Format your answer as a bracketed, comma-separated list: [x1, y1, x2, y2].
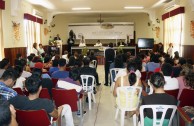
[104, 83, 108, 86]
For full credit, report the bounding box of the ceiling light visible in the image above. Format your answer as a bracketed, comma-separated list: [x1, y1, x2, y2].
[72, 7, 91, 11]
[124, 6, 144, 9]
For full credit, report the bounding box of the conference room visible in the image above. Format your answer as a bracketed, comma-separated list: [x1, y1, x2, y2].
[0, 0, 194, 126]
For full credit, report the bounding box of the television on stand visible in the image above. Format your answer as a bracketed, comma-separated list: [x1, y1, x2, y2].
[137, 38, 154, 49]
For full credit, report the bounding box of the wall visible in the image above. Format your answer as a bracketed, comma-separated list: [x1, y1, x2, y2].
[2, 0, 48, 48]
[50, 13, 154, 45]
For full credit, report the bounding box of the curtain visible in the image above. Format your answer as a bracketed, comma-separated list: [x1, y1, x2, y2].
[164, 14, 184, 56]
[0, 10, 4, 60]
[24, 20, 41, 56]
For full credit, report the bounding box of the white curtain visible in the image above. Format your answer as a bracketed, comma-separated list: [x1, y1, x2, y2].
[0, 10, 4, 60]
[164, 14, 184, 56]
[24, 20, 41, 56]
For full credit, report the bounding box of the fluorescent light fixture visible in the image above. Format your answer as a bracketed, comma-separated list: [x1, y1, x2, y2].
[72, 7, 91, 10]
[124, 6, 144, 9]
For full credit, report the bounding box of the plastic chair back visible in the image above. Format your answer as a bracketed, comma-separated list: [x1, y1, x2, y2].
[13, 88, 24, 95]
[116, 86, 142, 111]
[16, 109, 51, 126]
[140, 71, 147, 81]
[80, 75, 95, 92]
[179, 89, 194, 107]
[110, 68, 123, 83]
[52, 89, 78, 111]
[140, 105, 177, 126]
[165, 89, 179, 99]
[51, 78, 58, 88]
[39, 88, 51, 100]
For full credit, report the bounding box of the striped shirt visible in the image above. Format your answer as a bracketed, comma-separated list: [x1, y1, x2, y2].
[0, 82, 17, 100]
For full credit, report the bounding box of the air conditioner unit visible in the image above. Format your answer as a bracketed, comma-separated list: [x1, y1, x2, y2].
[33, 9, 43, 18]
[164, 0, 180, 11]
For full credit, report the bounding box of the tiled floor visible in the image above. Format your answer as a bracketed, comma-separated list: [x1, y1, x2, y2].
[75, 65, 133, 126]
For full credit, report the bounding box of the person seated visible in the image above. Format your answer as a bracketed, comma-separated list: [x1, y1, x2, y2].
[13, 66, 25, 90]
[49, 59, 59, 75]
[9, 75, 74, 126]
[0, 68, 18, 100]
[62, 51, 70, 64]
[27, 55, 34, 68]
[67, 51, 79, 67]
[43, 56, 52, 69]
[161, 63, 179, 90]
[38, 44, 45, 55]
[94, 40, 102, 47]
[16, 58, 32, 78]
[80, 57, 101, 86]
[145, 54, 160, 72]
[0, 58, 10, 78]
[54, 34, 61, 41]
[79, 36, 86, 47]
[141, 72, 177, 126]
[0, 100, 18, 126]
[52, 58, 69, 79]
[34, 62, 50, 79]
[113, 61, 141, 97]
[172, 57, 186, 77]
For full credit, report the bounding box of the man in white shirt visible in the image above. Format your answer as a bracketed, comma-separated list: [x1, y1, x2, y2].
[94, 40, 102, 47]
[161, 63, 179, 90]
[38, 44, 45, 55]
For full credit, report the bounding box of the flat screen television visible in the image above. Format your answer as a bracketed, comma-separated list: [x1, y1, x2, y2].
[137, 38, 154, 49]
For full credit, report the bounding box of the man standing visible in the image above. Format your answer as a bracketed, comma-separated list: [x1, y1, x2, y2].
[54, 34, 61, 41]
[104, 43, 115, 86]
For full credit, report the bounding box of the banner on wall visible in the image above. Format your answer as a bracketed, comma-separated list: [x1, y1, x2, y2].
[68, 22, 134, 40]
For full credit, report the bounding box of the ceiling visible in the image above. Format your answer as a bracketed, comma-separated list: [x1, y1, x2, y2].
[25, 0, 166, 14]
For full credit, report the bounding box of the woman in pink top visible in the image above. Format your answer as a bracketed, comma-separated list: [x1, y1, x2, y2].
[177, 64, 193, 98]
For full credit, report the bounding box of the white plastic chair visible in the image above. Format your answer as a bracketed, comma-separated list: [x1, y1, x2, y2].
[110, 68, 123, 92]
[139, 105, 177, 126]
[92, 60, 97, 68]
[115, 86, 142, 126]
[80, 75, 96, 110]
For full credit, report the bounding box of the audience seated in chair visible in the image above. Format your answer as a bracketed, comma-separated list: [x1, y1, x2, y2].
[141, 72, 177, 126]
[13, 65, 25, 90]
[0, 58, 10, 78]
[9, 75, 74, 126]
[43, 56, 52, 69]
[51, 58, 69, 79]
[49, 59, 59, 75]
[161, 63, 179, 90]
[80, 57, 101, 86]
[145, 54, 160, 72]
[0, 100, 18, 126]
[17, 58, 32, 78]
[0, 68, 18, 100]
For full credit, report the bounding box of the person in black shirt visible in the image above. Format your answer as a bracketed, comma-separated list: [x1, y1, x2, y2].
[141, 72, 177, 125]
[104, 43, 115, 86]
[54, 34, 61, 41]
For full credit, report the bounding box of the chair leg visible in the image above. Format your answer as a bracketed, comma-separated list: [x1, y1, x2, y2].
[120, 110, 125, 126]
[110, 82, 115, 92]
[115, 108, 119, 120]
[92, 92, 96, 103]
[88, 92, 92, 110]
[133, 114, 137, 126]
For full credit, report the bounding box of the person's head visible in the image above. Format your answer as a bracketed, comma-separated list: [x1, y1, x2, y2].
[161, 63, 172, 76]
[33, 43, 37, 49]
[64, 51, 68, 55]
[0, 68, 18, 87]
[164, 57, 173, 65]
[174, 51, 179, 59]
[74, 51, 79, 57]
[58, 58, 66, 68]
[180, 64, 193, 76]
[109, 42, 113, 48]
[16, 53, 22, 59]
[126, 61, 138, 86]
[186, 58, 193, 65]
[27, 55, 33, 62]
[69, 68, 80, 81]
[30, 53, 36, 58]
[178, 58, 186, 66]
[150, 54, 159, 63]
[133, 57, 142, 71]
[39, 44, 43, 48]
[52, 59, 59, 67]
[14, 65, 23, 78]
[44, 56, 51, 63]
[184, 71, 194, 89]
[90, 50, 95, 56]
[34, 62, 44, 69]
[54, 54, 60, 60]
[32, 68, 42, 78]
[32, 56, 41, 63]
[20, 58, 27, 70]
[0, 100, 14, 126]
[97, 40, 100, 43]
[83, 57, 90, 66]
[0, 58, 10, 69]
[150, 72, 165, 89]
[41, 53, 45, 58]
[114, 54, 123, 68]
[158, 43, 163, 47]
[25, 75, 42, 95]
[169, 43, 173, 47]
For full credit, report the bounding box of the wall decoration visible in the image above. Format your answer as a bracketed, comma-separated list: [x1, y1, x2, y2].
[44, 28, 49, 36]
[191, 20, 194, 38]
[12, 21, 20, 41]
[152, 26, 160, 38]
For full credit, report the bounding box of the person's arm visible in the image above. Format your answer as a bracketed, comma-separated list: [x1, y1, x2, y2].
[49, 108, 58, 118]
[113, 77, 120, 97]
[9, 105, 18, 126]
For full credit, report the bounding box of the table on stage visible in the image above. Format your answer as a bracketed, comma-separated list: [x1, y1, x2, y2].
[71, 46, 136, 65]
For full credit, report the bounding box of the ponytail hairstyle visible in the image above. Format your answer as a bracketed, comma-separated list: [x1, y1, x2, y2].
[127, 61, 137, 86]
